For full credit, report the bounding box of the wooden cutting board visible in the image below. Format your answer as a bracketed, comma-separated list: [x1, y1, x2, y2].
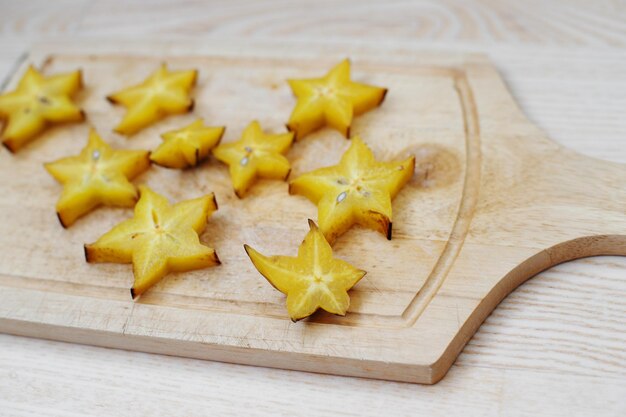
[0, 41, 624, 384]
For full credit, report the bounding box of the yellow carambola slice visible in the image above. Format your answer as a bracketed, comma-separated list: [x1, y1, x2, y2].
[45, 129, 150, 227]
[289, 136, 415, 243]
[0, 66, 84, 152]
[107, 64, 197, 135]
[150, 119, 225, 169]
[85, 186, 220, 298]
[213, 120, 294, 198]
[245, 219, 366, 321]
[286, 59, 387, 141]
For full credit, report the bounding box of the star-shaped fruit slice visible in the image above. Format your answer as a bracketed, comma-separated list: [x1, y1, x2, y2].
[0, 65, 84, 152]
[107, 64, 197, 135]
[289, 136, 415, 243]
[286, 59, 387, 141]
[85, 186, 220, 299]
[212, 120, 294, 198]
[244, 219, 366, 322]
[150, 119, 225, 169]
[44, 129, 151, 227]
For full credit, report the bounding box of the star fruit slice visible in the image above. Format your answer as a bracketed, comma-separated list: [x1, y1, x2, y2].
[0, 65, 84, 152]
[107, 64, 197, 136]
[85, 186, 220, 298]
[286, 59, 387, 141]
[44, 129, 151, 227]
[289, 136, 415, 243]
[212, 120, 294, 198]
[245, 219, 366, 322]
[150, 119, 225, 169]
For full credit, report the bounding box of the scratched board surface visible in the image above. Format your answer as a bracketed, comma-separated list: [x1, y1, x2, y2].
[1, 42, 624, 384]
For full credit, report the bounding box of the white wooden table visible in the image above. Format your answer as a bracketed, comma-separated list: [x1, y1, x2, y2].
[0, 1, 625, 416]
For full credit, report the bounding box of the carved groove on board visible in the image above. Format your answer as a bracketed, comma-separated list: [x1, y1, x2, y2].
[0, 54, 472, 329]
[0, 55, 478, 329]
[0, 51, 28, 92]
[402, 72, 481, 325]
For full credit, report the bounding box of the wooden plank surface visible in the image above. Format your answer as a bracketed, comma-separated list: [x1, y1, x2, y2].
[0, 0, 625, 415]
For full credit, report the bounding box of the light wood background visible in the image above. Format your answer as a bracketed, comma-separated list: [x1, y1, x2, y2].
[0, 1, 625, 416]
